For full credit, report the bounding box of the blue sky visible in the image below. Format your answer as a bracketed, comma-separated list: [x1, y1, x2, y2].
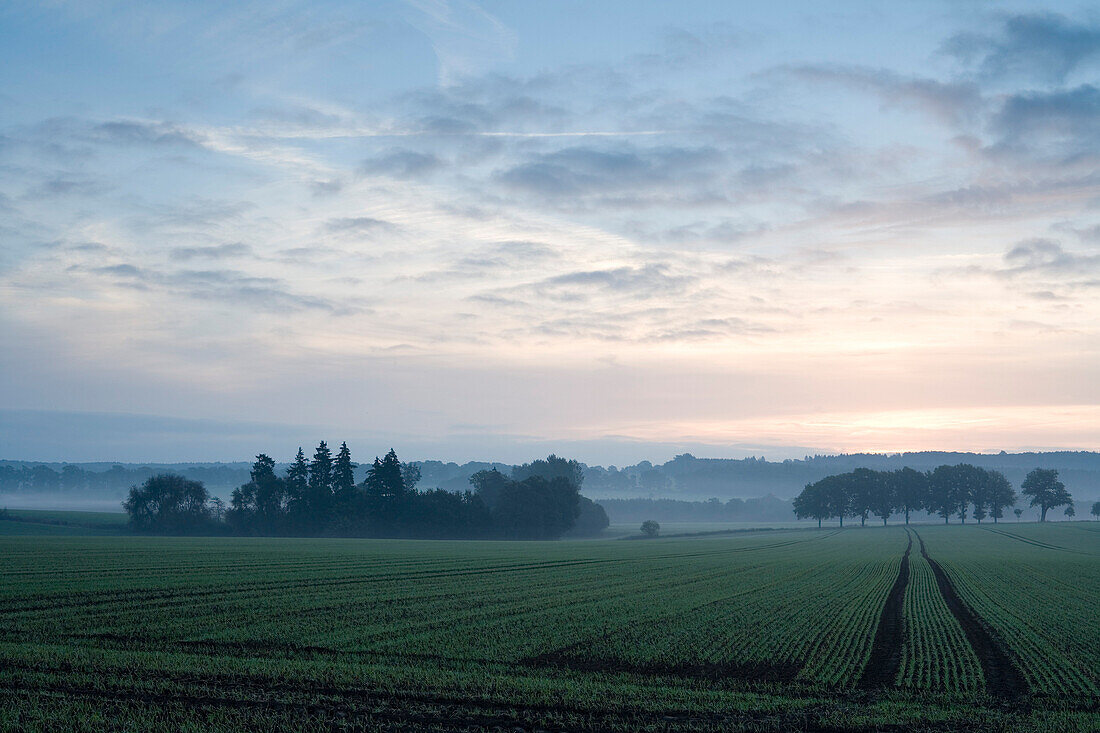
[2, 1, 1100, 463]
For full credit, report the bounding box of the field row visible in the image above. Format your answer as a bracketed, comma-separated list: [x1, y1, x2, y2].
[1, 524, 1097, 731]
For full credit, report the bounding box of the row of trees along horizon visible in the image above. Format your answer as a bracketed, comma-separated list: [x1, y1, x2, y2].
[118, 441, 1089, 537]
[124, 444, 610, 539]
[792, 464, 1077, 527]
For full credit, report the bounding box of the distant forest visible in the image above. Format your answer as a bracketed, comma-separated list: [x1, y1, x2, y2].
[5, 451, 1100, 503]
[122, 447, 609, 540]
[4, 451, 1099, 530]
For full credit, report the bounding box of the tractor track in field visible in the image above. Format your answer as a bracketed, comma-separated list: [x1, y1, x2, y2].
[982, 527, 1099, 556]
[911, 530, 1028, 700]
[858, 529, 911, 689]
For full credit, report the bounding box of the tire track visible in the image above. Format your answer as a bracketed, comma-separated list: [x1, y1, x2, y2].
[858, 528, 911, 689]
[911, 530, 1028, 700]
[982, 528, 1099, 557]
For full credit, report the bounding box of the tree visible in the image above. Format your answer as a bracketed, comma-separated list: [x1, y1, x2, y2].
[513, 455, 584, 490]
[228, 454, 286, 534]
[928, 464, 980, 524]
[862, 469, 895, 526]
[226, 451, 288, 530]
[60, 465, 85, 492]
[985, 471, 1016, 524]
[970, 470, 989, 524]
[308, 441, 334, 517]
[493, 475, 580, 539]
[1092, 501, 1100, 521]
[820, 474, 851, 527]
[365, 449, 406, 502]
[793, 482, 829, 528]
[569, 496, 610, 536]
[332, 442, 357, 505]
[469, 468, 511, 510]
[1064, 505, 1075, 520]
[209, 496, 226, 522]
[892, 468, 928, 525]
[123, 474, 214, 534]
[285, 448, 309, 520]
[641, 520, 660, 537]
[847, 469, 878, 527]
[400, 462, 422, 491]
[1020, 468, 1072, 522]
[1014, 508, 1023, 522]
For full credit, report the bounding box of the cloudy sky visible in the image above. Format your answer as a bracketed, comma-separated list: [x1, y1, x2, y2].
[2, 1, 1100, 463]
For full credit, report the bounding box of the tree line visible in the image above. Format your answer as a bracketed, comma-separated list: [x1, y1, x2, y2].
[793, 464, 1075, 527]
[123, 445, 609, 539]
[0, 462, 249, 494]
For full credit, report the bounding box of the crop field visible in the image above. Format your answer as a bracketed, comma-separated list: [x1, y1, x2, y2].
[0, 509, 128, 536]
[0, 524, 1097, 731]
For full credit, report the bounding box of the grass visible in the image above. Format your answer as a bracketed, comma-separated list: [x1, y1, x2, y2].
[0, 508, 128, 536]
[0, 523, 1096, 731]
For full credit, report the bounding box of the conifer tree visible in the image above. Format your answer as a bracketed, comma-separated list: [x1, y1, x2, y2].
[285, 447, 309, 517]
[333, 441, 356, 503]
[366, 449, 405, 501]
[308, 441, 334, 516]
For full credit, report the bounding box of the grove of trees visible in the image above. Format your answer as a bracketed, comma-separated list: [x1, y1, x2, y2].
[793, 465, 1071, 527]
[123, 448, 608, 540]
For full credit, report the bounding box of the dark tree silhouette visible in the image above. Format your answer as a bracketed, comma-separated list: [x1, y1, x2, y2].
[863, 469, 896, 525]
[793, 481, 829, 528]
[1092, 501, 1100, 520]
[400, 462, 422, 491]
[985, 471, 1016, 524]
[147, 445, 607, 541]
[640, 520, 660, 537]
[469, 468, 511, 509]
[332, 442, 357, 506]
[513, 454, 584, 489]
[821, 474, 851, 527]
[123, 474, 214, 534]
[892, 467, 928, 524]
[1021, 468, 1072, 522]
[285, 448, 309, 516]
[307, 441, 334, 520]
[849, 468, 879, 527]
[928, 464, 980, 524]
[228, 454, 286, 534]
[493, 475, 579, 539]
[570, 496, 610, 536]
[365, 449, 406, 501]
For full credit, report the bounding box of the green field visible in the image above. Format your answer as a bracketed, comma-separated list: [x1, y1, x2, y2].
[1, 523, 1097, 731]
[0, 508, 128, 536]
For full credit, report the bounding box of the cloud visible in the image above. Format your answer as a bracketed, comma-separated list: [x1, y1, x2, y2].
[780, 65, 982, 125]
[533, 264, 696, 299]
[992, 85, 1100, 156]
[649, 317, 774, 342]
[404, 0, 517, 86]
[91, 120, 199, 147]
[944, 13, 1100, 83]
[359, 149, 444, 178]
[169, 243, 252, 261]
[1002, 238, 1100, 276]
[26, 177, 110, 198]
[325, 217, 398, 234]
[496, 145, 722, 199]
[84, 263, 363, 315]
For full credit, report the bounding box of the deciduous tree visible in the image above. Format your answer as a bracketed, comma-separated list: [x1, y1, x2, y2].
[1021, 468, 1072, 522]
[793, 481, 829, 528]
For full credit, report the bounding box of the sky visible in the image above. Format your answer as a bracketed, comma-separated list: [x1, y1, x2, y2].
[2, 1, 1100, 464]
